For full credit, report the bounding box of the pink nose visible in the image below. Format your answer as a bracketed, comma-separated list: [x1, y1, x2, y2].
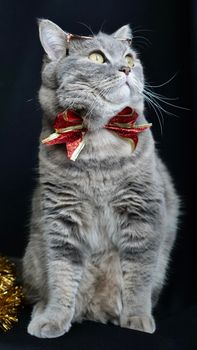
[119, 66, 131, 76]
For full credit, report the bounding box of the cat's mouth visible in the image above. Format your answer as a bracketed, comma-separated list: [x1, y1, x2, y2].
[119, 78, 131, 91]
[125, 81, 130, 87]
[117, 75, 131, 89]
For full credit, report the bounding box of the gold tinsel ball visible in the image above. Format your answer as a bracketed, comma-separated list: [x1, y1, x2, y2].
[0, 256, 24, 331]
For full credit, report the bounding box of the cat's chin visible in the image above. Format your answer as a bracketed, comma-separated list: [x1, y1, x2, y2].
[107, 84, 131, 105]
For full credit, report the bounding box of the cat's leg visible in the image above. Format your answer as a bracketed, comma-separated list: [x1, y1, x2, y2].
[117, 221, 160, 334]
[151, 226, 177, 307]
[27, 216, 84, 338]
[22, 243, 45, 308]
[22, 235, 45, 305]
[22, 187, 45, 305]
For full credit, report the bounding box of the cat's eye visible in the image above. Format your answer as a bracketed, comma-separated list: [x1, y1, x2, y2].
[125, 55, 134, 68]
[89, 52, 105, 64]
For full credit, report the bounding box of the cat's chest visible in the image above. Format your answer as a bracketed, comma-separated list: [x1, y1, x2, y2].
[78, 128, 133, 161]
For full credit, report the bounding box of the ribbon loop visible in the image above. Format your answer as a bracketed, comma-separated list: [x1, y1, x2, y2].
[42, 107, 151, 161]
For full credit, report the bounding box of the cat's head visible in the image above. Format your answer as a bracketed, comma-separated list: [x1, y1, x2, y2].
[39, 19, 144, 130]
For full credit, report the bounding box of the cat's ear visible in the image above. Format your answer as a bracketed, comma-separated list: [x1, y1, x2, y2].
[113, 25, 132, 40]
[38, 19, 67, 60]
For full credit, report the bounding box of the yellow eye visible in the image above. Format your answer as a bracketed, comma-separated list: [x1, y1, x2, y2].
[89, 52, 105, 64]
[125, 55, 134, 68]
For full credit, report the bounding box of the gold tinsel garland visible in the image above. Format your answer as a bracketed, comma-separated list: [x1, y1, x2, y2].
[0, 256, 23, 331]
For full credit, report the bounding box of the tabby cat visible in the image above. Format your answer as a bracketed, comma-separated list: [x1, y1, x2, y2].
[22, 19, 179, 338]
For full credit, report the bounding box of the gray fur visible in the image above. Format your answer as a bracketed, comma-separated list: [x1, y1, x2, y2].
[22, 19, 179, 338]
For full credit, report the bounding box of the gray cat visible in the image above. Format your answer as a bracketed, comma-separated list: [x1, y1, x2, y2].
[22, 19, 179, 338]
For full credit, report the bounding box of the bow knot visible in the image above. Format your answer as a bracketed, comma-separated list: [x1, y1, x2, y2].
[42, 107, 151, 161]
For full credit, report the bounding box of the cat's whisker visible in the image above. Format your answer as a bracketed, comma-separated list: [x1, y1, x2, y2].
[144, 88, 179, 101]
[63, 79, 114, 118]
[132, 35, 151, 47]
[77, 21, 95, 37]
[85, 82, 114, 118]
[130, 77, 164, 133]
[85, 86, 108, 118]
[143, 94, 164, 135]
[132, 27, 153, 34]
[144, 88, 189, 111]
[130, 74, 182, 125]
[99, 20, 107, 33]
[145, 72, 178, 88]
[143, 91, 184, 118]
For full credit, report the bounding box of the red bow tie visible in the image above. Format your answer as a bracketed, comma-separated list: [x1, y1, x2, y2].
[42, 107, 152, 161]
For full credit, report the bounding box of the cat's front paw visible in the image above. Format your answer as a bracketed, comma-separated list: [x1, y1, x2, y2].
[120, 313, 156, 334]
[27, 307, 72, 338]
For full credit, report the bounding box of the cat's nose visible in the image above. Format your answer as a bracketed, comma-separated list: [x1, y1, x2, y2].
[119, 66, 131, 76]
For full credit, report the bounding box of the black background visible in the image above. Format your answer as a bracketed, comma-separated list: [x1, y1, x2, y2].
[0, 0, 196, 349]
